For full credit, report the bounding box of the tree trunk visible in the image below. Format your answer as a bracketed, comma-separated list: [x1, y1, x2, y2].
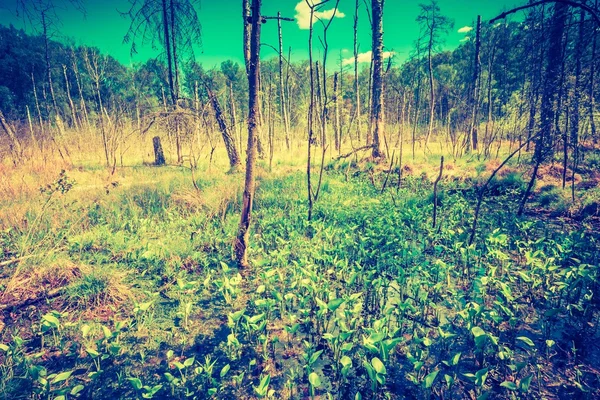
[268, 73, 274, 170]
[205, 84, 242, 171]
[169, 0, 180, 102]
[468, 16, 481, 153]
[277, 12, 291, 150]
[235, 0, 261, 268]
[26, 105, 40, 154]
[62, 65, 79, 130]
[307, 5, 316, 222]
[370, 0, 385, 159]
[242, 0, 251, 75]
[483, 37, 497, 158]
[31, 72, 46, 147]
[425, 28, 435, 151]
[162, 0, 176, 105]
[589, 0, 598, 140]
[333, 72, 341, 152]
[42, 11, 59, 117]
[519, 2, 568, 216]
[566, 8, 585, 189]
[153, 136, 166, 166]
[354, 0, 361, 142]
[71, 51, 91, 131]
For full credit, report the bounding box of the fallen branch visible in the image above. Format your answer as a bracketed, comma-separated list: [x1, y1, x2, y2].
[334, 144, 374, 161]
[0, 287, 64, 312]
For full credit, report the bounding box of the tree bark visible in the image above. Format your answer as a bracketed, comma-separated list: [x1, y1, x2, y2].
[468, 16, 482, 153]
[153, 136, 166, 165]
[333, 72, 341, 152]
[371, 0, 385, 159]
[277, 12, 291, 150]
[425, 23, 436, 151]
[235, 0, 261, 268]
[242, 0, 251, 75]
[204, 83, 242, 171]
[566, 8, 585, 189]
[354, 0, 362, 143]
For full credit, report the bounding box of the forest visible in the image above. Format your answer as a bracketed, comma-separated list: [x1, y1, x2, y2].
[0, 0, 599, 398]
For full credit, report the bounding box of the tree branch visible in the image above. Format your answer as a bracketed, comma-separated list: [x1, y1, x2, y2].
[490, 0, 600, 26]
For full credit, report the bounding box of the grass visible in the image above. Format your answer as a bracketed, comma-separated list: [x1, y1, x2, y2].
[0, 133, 599, 399]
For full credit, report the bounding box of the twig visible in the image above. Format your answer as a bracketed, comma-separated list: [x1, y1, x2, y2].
[432, 156, 444, 229]
[381, 150, 396, 194]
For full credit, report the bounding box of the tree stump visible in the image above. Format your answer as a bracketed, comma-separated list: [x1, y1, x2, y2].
[153, 136, 165, 166]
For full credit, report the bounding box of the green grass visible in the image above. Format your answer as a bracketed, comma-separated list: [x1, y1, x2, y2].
[0, 157, 599, 400]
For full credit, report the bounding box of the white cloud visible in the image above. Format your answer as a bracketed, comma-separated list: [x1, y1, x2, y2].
[342, 50, 395, 66]
[460, 36, 471, 42]
[295, 1, 346, 30]
[458, 26, 473, 33]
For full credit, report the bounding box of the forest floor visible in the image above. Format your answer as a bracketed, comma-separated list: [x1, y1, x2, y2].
[0, 143, 600, 399]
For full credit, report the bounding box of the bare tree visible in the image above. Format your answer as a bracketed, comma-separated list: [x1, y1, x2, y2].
[371, 0, 385, 158]
[566, 7, 586, 189]
[519, 2, 569, 215]
[277, 12, 291, 150]
[203, 81, 242, 171]
[304, 0, 342, 222]
[416, 0, 453, 152]
[354, 0, 362, 143]
[122, 0, 201, 107]
[467, 15, 482, 153]
[83, 49, 110, 167]
[235, 0, 262, 268]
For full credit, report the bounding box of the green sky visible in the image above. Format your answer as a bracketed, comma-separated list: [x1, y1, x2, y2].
[0, 0, 518, 69]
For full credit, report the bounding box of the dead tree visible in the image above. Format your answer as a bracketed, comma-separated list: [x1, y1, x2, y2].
[153, 136, 166, 165]
[277, 11, 291, 150]
[203, 82, 242, 171]
[467, 16, 482, 153]
[417, 0, 453, 151]
[354, 0, 362, 143]
[83, 49, 110, 167]
[62, 65, 79, 130]
[333, 72, 341, 151]
[566, 7, 585, 190]
[518, 2, 569, 216]
[235, 0, 262, 268]
[371, 0, 385, 159]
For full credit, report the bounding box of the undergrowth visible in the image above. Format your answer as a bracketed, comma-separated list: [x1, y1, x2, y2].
[0, 163, 598, 399]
